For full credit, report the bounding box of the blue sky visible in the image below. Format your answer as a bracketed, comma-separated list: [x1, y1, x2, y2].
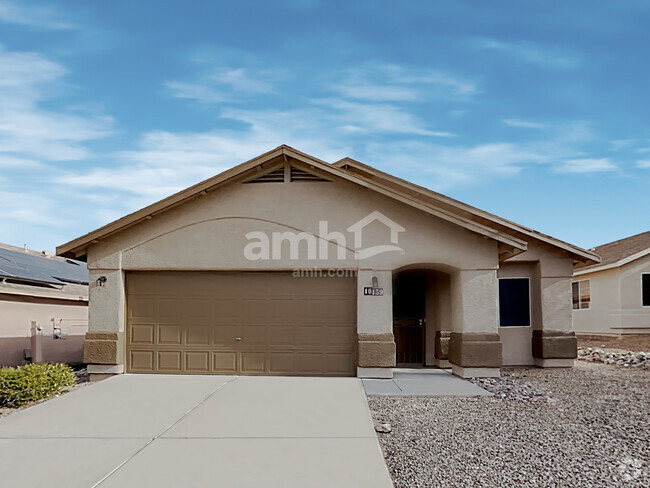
[1, 0, 648, 253]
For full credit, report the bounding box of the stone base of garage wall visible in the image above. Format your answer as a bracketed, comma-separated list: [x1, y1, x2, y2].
[434, 330, 451, 366]
[84, 332, 124, 380]
[532, 330, 577, 365]
[357, 333, 395, 378]
[448, 332, 502, 377]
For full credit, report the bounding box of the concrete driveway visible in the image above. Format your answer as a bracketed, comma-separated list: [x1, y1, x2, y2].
[0, 375, 393, 488]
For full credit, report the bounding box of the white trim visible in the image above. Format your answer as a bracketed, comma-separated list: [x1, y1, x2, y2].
[498, 277, 532, 328]
[575, 248, 650, 276]
[642, 272, 650, 308]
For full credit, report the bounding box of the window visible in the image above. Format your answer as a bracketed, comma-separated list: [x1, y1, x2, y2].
[572, 280, 591, 310]
[642, 273, 650, 307]
[499, 278, 531, 327]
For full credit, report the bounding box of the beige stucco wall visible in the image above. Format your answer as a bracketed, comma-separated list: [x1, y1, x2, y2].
[0, 293, 88, 367]
[618, 256, 650, 333]
[497, 261, 538, 366]
[79, 162, 579, 374]
[424, 271, 451, 365]
[499, 242, 575, 364]
[572, 268, 621, 335]
[86, 172, 497, 342]
[574, 254, 650, 335]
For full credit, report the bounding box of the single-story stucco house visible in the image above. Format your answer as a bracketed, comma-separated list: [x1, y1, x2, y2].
[56, 146, 600, 380]
[573, 231, 650, 335]
[0, 243, 88, 366]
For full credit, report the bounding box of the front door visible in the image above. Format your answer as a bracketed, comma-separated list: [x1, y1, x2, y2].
[393, 273, 426, 365]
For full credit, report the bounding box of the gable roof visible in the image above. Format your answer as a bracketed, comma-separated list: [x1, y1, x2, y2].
[333, 157, 600, 265]
[574, 231, 650, 276]
[56, 145, 599, 265]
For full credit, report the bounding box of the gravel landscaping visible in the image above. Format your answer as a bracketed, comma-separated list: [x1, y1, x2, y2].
[369, 362, 649, 487]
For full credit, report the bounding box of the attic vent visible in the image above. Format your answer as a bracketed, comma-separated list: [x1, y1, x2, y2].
[290, 166, 329, 182]
[246, 167, 285, 183]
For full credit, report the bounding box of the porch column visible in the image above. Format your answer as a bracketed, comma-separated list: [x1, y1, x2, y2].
[448, 269, 502, 378]
[356, 269, 395, 378]
[533, 259, 577, 367]
[84, 268, 126, 380]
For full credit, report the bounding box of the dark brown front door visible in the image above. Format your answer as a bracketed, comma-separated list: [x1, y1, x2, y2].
[393, 273, 426, 365]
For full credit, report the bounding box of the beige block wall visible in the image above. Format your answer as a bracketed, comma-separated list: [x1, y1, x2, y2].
[574, 255, 650, 335]
[572, 268, 621, 334]
[85, 174, 496, 350]
[0, 295, 88, 366]
[618, 256, 650, 333]
[424, 271, 451, 365]
[497, 261, 538, 366]
[450, 269, 499, 335]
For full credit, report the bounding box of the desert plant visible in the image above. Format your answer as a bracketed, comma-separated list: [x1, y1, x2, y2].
[0, 363, 77, 408]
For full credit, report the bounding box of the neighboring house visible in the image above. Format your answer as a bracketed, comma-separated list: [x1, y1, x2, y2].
[572, 231, 650, 336]
[0, 243, 89, 366]
[56, 146, 600, 380]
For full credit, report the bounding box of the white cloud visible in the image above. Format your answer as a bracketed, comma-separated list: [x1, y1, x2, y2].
[364, 140, 547, 190]
[332, 64, 478, 102]
[0, 46, 114, 162]
[555, 158, 618, 173]
[165, 81, 225, 104]
[472, 37, 580, 68]
[308, 99, 454, 137]
[502, 118, 546, 129]
[637, 160, 650, 168]
[0, 0, 75, 29]
[208, 68, 274, 93]
[167, 67, 277, 103]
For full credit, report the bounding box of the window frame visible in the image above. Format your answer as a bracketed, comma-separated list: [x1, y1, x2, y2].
[498, 277, 532, 328]
[642, 273, 650, 308]
[572, 279, 591, 310]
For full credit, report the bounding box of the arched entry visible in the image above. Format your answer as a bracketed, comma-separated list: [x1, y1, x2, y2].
[393, 265, 454, 367]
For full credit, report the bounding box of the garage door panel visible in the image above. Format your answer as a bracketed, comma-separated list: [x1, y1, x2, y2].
[158, 325, 182, 345]
[327, 326, 356, 346]
[185, 326, 210, 346]
[130, 324, 155, 345]
[185, 351, 210, 372]
[296, 353, 325, 373]
[126, 272, 356, 376]
[326, 353, 356, 375]
[213, 352, 237, 373]
[241, 352, 266, 373]
[269, 326, 294, 346]
[240, 325, 268, 345]
[212, 325, 238, 346]
[269, 353, 295, 374]
[297, 327, 324, 345]
[158, 351, 182, 372]
[130, 350, 154, 371]
[128, 297, 155, 318]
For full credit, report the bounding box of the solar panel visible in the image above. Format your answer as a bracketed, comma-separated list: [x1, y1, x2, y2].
[0, 248, 88, 286]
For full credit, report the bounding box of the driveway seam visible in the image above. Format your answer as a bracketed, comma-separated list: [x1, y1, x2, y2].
[91, 376, 238, 488]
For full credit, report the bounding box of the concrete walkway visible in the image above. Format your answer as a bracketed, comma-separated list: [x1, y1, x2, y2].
[0, 375, 393, 488]
[362, 368, 491, 396]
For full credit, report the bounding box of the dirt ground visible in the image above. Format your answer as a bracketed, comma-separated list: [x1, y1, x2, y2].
[578, 334, 650, 352]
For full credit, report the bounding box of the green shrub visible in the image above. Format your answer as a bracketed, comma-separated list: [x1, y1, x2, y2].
[0, 363, 77, 408]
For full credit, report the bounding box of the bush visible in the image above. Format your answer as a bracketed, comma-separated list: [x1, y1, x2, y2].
[0, 363, 77, 408]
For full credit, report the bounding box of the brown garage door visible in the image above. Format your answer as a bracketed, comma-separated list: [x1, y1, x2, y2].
[126, 272, 357, 376]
